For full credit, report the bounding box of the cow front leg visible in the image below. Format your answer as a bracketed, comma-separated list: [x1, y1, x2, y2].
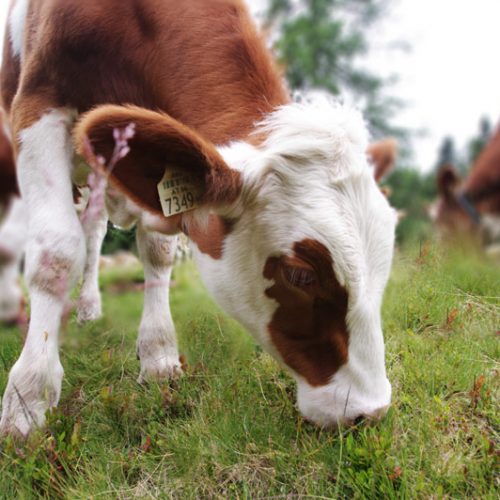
[77, 200, 108, 324]
[136, 221, 182, 383]
[0, 196, 27, 324]
[0, 108, 85, 437]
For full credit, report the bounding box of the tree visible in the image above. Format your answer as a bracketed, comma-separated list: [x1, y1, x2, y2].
[101, 223, 136, 255]
[265, 0, 404, 139]
[383, 167, 437, 244]
[435, 137, 457, 170]
[467, 116, 492, 166]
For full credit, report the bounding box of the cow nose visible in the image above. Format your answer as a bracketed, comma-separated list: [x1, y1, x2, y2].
[349, 405, 389, 426]
[296, 379, 392, 428]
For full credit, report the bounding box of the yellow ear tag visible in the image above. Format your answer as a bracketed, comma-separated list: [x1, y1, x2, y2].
[157, 166, 203, 217]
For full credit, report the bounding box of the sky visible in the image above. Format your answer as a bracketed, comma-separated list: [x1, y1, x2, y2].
[0, 0, 499, 171]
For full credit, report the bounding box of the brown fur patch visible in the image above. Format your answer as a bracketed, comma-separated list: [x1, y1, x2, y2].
[264, 239, 349, 386]
[183, 214, 234, 260]
[0, 113, 18, 206]
[30, 253, 72, 298]
[464, 129, 500, 215]
[3, 0, 288, 141]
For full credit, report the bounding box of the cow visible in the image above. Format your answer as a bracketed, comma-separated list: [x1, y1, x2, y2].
[432, 127, 500, 247]
[0, 0, 397, 437]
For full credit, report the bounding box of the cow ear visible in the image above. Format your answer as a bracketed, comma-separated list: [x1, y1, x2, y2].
[367, 138, 398, 182]
[437, 164, 460, 197]
[74, 105, 242, 216]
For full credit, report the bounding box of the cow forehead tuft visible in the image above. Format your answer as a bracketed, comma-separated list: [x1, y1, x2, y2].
[256, 95, 369, 182]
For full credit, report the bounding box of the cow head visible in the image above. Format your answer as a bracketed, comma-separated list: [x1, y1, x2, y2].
[76, 98, 397, 427]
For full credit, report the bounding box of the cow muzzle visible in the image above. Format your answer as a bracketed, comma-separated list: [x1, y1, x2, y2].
[296, 375, 392, 427]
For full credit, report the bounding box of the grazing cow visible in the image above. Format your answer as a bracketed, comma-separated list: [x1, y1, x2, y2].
[432, 127, 500, 245]
[0, 0, 397, 437]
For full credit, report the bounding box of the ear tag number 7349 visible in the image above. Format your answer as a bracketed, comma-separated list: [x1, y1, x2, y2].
[157, 165, 202, 217]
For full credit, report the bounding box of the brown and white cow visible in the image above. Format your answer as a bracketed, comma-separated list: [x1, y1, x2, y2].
[0, 0, 397, 437]
[432, 127, 500, 245]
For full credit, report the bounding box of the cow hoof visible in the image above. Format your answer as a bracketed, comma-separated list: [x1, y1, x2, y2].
[77, 295, 102, 324]
[137, 350, 184, 384]
[0, 359, 63, 438]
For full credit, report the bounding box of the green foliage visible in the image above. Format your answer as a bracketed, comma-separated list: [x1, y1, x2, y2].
[383, 167, 436, 244]
[0, 247, 498, 497]
[436, 136, 458, 171]
[435, 117, 493, 175]
[101, 223, 136, 255]
[266, 0, 405, 138]
[467, 116, 493, 166]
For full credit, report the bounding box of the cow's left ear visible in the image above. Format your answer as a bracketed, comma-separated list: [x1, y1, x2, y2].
[367, 138, 398, 182]
[74, 105, 242, 216]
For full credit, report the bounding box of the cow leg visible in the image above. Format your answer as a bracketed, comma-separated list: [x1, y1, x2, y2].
[0, 108, 85, 437]
[0, 196, 27, 323]
[77, 203, 108, 324]
[136, 221, 182, 383]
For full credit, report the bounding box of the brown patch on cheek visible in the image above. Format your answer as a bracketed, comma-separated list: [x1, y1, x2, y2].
[184, 214, 234, 260]
[264, 239, 349, 387]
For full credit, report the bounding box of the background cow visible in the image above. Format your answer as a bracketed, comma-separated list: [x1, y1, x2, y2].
[432, 127, 500, 248]
[0, 0, 397, 437]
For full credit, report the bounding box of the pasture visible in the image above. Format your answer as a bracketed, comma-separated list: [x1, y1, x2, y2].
[0, 244, 498, 498]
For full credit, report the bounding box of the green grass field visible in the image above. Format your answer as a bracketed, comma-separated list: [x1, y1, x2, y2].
[0, 244, 498, 498]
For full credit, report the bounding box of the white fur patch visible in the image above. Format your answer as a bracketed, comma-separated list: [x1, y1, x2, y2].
[9, 0, 29, 60]
[482, 214, 500, 241]
[257, 95, 369, 183]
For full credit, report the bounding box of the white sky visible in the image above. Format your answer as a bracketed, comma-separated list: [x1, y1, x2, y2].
[1, 0, 499, 171]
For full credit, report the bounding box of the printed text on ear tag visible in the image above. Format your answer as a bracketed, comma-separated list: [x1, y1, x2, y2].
[157, 166, 203, 217]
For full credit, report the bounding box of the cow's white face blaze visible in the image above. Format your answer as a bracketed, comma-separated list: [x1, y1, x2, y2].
[78, 98, 397, 427]
[189, 100, 397, 426]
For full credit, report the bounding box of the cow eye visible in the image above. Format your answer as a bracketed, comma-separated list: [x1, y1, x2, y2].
[282, 262, 317, 288]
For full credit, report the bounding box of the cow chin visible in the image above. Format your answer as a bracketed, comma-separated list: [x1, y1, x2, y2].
[295, 370, 392, 427]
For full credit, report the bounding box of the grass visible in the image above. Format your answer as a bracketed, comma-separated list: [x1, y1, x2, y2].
[0, 243, 498, 498]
